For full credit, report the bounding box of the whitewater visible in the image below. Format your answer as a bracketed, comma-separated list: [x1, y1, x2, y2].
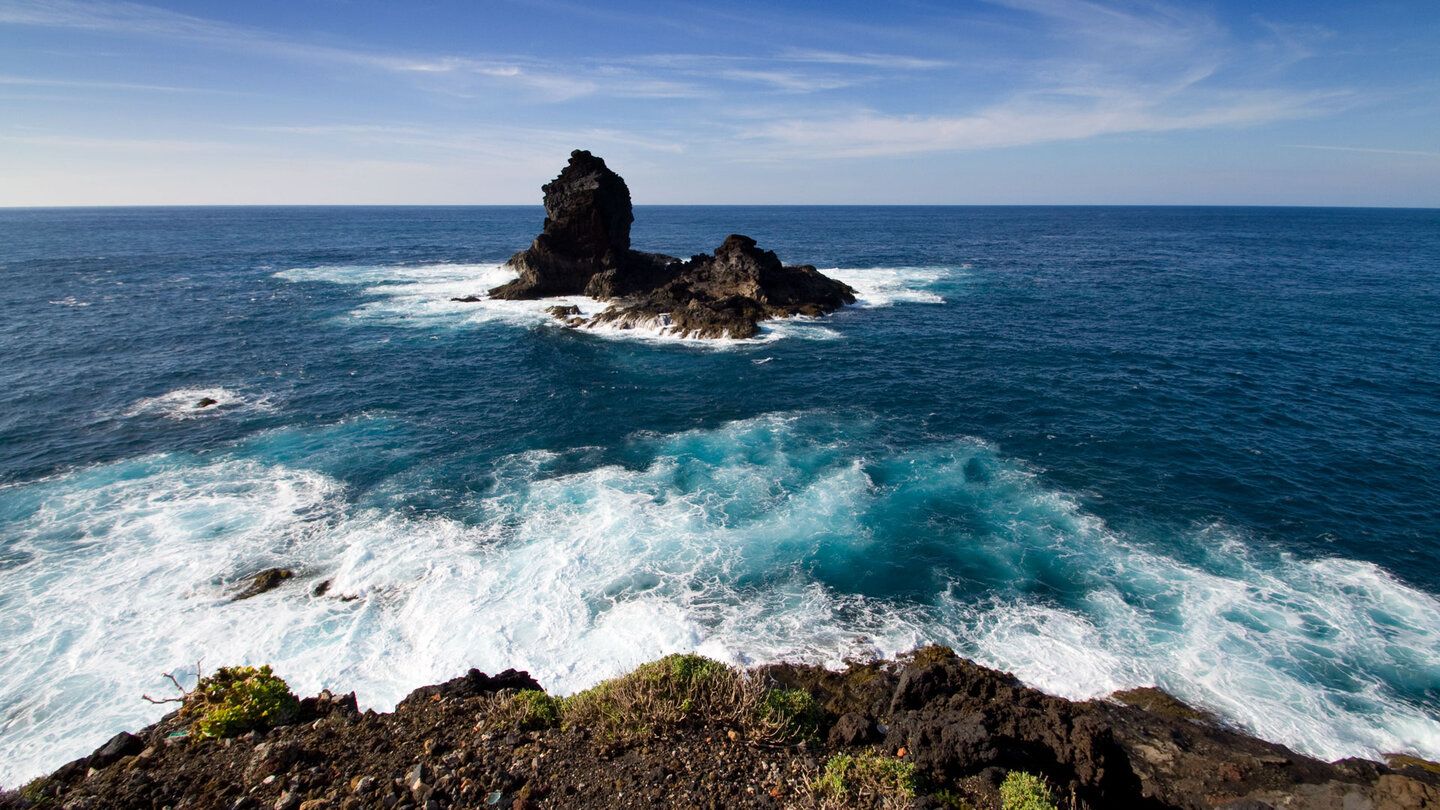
[1, 205, 1437, 786]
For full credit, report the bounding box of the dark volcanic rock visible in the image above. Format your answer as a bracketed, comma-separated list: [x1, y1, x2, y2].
[231, 567, 293, 601]
[88, 731, 144, 769]
[14, 651, 1440, 810]
[589, 234, 856, 339]
[489, 150, 676, 300]
[487, 151, 854, 338]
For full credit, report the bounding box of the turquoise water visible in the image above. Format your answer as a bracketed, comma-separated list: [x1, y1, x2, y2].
[1, 206, 1438, 783]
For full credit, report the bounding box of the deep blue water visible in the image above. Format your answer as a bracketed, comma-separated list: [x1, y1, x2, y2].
[1, 205, 1438, 783]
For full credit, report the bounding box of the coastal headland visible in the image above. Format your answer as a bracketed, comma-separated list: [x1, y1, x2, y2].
[9, 648, 1437, 809]
[474, 150, 855, 339]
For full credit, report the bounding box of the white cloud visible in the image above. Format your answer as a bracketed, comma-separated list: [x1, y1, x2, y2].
[1286, 144, 1440, 159]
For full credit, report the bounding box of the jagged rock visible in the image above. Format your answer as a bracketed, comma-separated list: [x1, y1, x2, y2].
[449, 295, 482, 303]
[395, 668, 541, 710]
[233, 568, 294, 601]
[88, 731, 144, 769]
[589, 235, 855, 339]
[827, 712, 878, 746]
[488, 151, 854, 338]
[489, 150, 675, 300]
[195, 397, 219, 409]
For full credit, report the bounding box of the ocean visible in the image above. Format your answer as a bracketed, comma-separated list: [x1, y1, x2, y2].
[1, 205, 1437, 785]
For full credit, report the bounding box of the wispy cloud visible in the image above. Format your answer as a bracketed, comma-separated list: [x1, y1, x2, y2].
[0, 75, 204, 93]
[1287, 144, 1440, 159]
[741, 88, 1348, 159]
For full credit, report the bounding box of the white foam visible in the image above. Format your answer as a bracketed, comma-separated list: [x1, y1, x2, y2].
[121, 387, 272, 421]
[1, 412, 1437, 785]
[823, 266, 953, 307]
[274, 262, 949, 343]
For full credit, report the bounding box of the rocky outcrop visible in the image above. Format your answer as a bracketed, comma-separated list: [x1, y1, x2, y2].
[14, 650, 1439, 810]
[590, 234, 856, 339]
[481, 150, 854, 338]
[488, 150, 675, 300]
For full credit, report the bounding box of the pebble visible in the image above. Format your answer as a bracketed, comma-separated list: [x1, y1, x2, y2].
[273, 792, 300, 810]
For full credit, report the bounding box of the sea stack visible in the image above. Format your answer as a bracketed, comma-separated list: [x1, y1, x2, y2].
[488, 150, 674, 300]
[484, 150, 856, 339]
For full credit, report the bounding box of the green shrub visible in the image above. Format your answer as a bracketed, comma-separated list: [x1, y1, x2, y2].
[758, 688, 824, 743]
[479, 689, 564, 732]
[999, 771, 1058, 810]
[557, 653, 821, 745]
[562, 653, 748, 742]
[811, 751, 919, 807]
[184, 665, 299, 739]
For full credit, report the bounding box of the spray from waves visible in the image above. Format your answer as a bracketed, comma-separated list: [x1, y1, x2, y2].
[2, 411, 1438, 783]
[120, 387, 274, 421]
[273, 263, 954, 343]
[822, 266, 956, 306]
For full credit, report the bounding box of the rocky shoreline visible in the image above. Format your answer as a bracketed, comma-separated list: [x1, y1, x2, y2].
[470, 150, 855, 339]
[7, 648, 1437, 810]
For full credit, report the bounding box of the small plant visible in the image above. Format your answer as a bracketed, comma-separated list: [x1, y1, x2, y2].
[811, 751, 919, 808]
[758, 688, 824, 743]
[999, 771, 1058, 810]
[933, 787, 974, 809]
[479, 689, 564, 731]
[18, 776, 56, 806]
[561, 653, 749, 742]
[184, 665, 300, 739]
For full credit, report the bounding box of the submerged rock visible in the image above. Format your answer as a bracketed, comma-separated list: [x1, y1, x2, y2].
[486, 150, 854, 338]
[232, 568, 294, 601]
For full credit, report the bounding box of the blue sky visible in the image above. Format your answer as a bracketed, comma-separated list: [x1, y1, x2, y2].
[1, 0, 1437, 205]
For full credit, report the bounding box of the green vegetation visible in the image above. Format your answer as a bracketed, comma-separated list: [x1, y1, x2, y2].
[999, 771, 1058, 810]
[811, 751, 919, 808]
[481, 689, 564, 732]
[561, 653, 753, 742]
[1385, 753, 1440, 775]
[184, 665, 299, 739]
[19, 776, 56, 806]
[933, 787, 974, 808]
[473, 653, 824, 746]
[758, 688, 824, 743]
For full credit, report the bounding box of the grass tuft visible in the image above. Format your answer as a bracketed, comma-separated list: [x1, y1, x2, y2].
[999, 771, 1058, 810]
[811, 751, 919, 808]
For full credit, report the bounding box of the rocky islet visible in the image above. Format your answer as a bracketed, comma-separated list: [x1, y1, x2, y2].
[480, 150, 855, 339]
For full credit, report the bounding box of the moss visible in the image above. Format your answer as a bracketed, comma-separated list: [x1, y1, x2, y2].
[18, 776, 55, 806]
[901, 645, 958, 668]
[999, 771, 1058, 810]
[1110, 687, 1215, 723]
[1385, 753, 1440, 775]
[812, 752, 919, 807]
[933, 788, 974, 809]
[184, 665, 299, 739]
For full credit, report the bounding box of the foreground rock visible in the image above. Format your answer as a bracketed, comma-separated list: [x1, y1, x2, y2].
[9, 649, 1436, 809]
[482, 150, 854, 339]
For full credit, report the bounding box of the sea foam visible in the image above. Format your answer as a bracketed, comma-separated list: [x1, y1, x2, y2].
[1, 411, 1436, 784]
[274, 262, 951, 343]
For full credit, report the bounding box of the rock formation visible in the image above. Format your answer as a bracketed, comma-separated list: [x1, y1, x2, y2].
[483, 150, 855, 339]
[487, 150, 675, 300]
[16, 649, 1438, 810]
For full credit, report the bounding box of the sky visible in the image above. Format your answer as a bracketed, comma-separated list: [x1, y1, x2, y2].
[1, 0, 1437, 206]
